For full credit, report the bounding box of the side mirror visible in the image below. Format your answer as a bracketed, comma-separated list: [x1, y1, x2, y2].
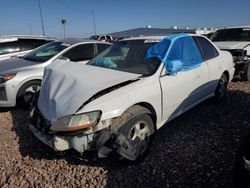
[165, 60, 183, 75]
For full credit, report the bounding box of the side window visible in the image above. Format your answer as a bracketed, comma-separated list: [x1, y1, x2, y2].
[106, 36, 111, 40]
[63, 44, 94, 62]
[19, 39, 51, 51]
[196, 37, 219, 61]
[97, 43, 110, 54]
[0, 41, 21, 55]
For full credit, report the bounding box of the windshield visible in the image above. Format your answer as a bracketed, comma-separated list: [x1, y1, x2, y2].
[210, 28, 250, 42]
[88, 40, 161, 76]
[22, 41, 69, 62]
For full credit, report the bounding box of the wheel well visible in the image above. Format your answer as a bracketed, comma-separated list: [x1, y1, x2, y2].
[134, 102, 157, 130]
[223, 71, 230, 82]
[17, 79, 42, 98]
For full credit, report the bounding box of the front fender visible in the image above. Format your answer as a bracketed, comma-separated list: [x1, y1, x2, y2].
[77, 78, 162, 125]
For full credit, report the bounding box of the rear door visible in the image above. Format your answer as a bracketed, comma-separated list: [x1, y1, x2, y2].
[194, 36, 222, 95]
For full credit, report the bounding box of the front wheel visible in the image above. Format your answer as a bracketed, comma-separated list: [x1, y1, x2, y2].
[115, 107, 155, 161]
[214, 73, 228, 101]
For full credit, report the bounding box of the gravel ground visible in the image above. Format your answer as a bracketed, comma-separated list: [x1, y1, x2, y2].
[0, 81, 250, 188]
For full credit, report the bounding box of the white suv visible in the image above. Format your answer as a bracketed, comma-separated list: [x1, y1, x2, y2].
[0, 35, 55, 61]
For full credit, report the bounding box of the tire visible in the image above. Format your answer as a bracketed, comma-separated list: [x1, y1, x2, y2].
[115, 106, 155, 161]
[241, 61, 250, 81]
[17, 80, 41, 108]
[214, 73, 228, 101]
[233, 133, 250, 188]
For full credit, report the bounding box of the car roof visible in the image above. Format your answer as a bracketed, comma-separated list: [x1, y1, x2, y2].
[121, 34, 204, 42]
[220, 26, 250, 30]
[58, 38, 110, 45]
[0, 35, 55, 42]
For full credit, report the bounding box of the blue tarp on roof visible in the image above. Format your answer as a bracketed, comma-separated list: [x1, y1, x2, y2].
[146, 33, 203, 75]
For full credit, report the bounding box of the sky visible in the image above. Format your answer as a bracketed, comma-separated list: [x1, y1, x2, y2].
[0, 0, 249, 38]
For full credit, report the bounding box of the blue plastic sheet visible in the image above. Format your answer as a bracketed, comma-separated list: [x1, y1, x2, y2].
[146, 33, 203, 75]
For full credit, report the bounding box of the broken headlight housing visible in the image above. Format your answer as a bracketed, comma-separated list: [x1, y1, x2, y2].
[50, 111, 101, 132]
[0, 73, 16, 83]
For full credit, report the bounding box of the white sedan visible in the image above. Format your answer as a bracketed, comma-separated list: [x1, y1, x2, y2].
[30, 34, 235, 161]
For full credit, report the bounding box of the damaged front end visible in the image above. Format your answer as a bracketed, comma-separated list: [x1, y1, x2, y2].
[224, 49, 250, 77]
[29, 107, 96, 153]
[30, 106, 150, 161]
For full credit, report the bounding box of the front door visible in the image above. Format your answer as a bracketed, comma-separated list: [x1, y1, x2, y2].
[160, 66, 204, 122]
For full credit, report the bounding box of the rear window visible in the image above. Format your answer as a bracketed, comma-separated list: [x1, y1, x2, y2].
[195, 37, 219, 61]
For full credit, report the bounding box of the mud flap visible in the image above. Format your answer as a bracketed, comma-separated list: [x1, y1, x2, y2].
[115, 134, 146, 161]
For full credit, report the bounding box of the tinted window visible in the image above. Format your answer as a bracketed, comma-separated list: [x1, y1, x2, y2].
[195, 37, 219, 61]
[19, 39, 51, 51]
[210, 28, 250, 42]
[23, 41, 69, 62]
[106, 36, 111, 40]
[63, 44, 94, 61]
[97, 43, 111, 54]
[0, 41, 21, 55]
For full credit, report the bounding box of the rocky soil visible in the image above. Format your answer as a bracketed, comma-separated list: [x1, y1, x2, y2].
[0, 81, 250, 188]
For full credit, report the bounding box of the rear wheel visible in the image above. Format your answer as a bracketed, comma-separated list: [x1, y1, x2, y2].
[17, 80, 41, 108]
[214, 73, 228, 101]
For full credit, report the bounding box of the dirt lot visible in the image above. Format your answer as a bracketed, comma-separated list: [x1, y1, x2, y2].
[0, 81, 250, 188]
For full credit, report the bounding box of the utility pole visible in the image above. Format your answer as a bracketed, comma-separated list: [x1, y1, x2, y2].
[37, 0, 45, 36]
[92, 10, 96, 35]
[29, 24, 33, 35]
[61, 19, 66, 39]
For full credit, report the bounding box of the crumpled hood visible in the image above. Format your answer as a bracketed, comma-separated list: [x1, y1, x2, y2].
[0, 58, 40, 74]
[38, 60, 140, 122]
[214, 41, 250, 50]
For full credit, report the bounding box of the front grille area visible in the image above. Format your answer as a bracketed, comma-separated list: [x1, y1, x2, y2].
[0, 87, 7, 101]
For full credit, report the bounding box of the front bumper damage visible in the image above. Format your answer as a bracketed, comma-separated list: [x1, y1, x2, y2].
[29, 108, 146, 160]
[29, 108, 94, 153]
[29, 123, 94, 153]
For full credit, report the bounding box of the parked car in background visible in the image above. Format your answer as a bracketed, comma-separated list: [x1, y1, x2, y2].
[29, 34, 234, 161]
[0, 35, 55, 61]
[90, 35, 114, 42]
[0, 39, 111, 107]
[210, 26, 250, 80]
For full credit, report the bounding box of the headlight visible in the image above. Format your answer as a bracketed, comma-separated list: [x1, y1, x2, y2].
[50, 111, 101, 132]
[0, 73, 16, 83]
